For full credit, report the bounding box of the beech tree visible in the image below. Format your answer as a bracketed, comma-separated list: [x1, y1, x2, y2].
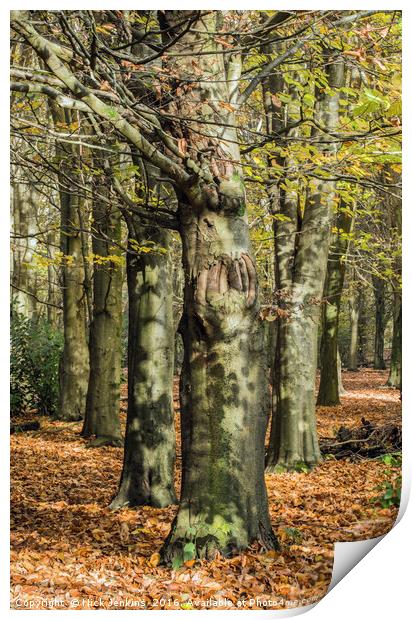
[50, 105, 90, 421]
[111, 166, 177, 508]
[317, 199, 354, 406]
[81, 157, 123, 446]
[265, 49, 346, 471]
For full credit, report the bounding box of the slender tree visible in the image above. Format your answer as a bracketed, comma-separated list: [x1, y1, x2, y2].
[266, 50, 346, 471]
[387, 294, 401, 388]
[50, 105, 89, 420]
[387, 172, 402, 388]
[317, 201, 354, 405]
[372, 274, 386, 370]
[11, 176, 38, 318]
[348, 278, 361, 371]
[81, 163, 123, 446]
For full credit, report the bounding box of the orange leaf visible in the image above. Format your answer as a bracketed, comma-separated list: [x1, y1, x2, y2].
[148, 552, 161, 567]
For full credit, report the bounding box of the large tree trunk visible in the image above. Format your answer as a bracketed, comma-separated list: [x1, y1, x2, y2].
[159, 10, 277, 563]
[372, 275, 386, 369]
[81, 192, 123, 446]
[317, 203, 354, 405]
[266, 52, 345, 471]
[110, 223, 176, 508]
[162, 201, 276, 563]
[51, 106, 89, 420]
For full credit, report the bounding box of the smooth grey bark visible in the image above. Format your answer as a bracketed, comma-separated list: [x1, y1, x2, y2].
[358, 295, 368, 366]
[266, 52, 345, 471]
[386, 173, 401, 389]
[337, 348, 346, 396]
[46, 230, 58, 326]
[387, 293, 401, 388]
[110, 222, 176, 508]
[372, 275, 386, 369]
[11, 178, 38, 318]
[51, 106, 89, 420]
[81, 189, 123, 446]
[348, 277, 361, 371]
[317, 202, 354, 405]
[10, 44, 39, 319]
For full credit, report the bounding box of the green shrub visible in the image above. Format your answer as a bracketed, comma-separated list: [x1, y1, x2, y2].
[10, 311, 32, 415]
[373, 479, 401, 509]
[372, 454, 402, 509]
[10, 309, 63, 417]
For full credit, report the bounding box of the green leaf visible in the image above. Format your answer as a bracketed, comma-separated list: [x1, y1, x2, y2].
[387, 100, 402, 117]
[183, 542, 196, 562]
[172, 556, 183, 570]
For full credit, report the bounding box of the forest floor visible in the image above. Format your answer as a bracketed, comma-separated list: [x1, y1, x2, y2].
[10, 369, 401, 611]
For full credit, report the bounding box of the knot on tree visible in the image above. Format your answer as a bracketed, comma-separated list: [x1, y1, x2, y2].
[194, 253, 256, 309]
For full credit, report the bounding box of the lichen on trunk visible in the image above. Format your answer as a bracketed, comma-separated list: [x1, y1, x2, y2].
[151, 10, 278, 561]
[161, 202, 277, 564]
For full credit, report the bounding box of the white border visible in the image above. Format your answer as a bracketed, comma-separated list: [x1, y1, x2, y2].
[2, 3, 409, 618]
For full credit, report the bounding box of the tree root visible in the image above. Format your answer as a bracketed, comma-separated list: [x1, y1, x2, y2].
[160, 520, 279, 566]
[86, 436, 123, 448]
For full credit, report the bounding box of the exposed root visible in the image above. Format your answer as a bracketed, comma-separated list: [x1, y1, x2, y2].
[87, 436, 123, 448]
[160, 520, 278, 567]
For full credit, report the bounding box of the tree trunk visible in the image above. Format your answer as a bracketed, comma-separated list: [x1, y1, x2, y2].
[46, 230, 58, 326]
[81, 193, 123, 446]
[266, 51, 345, 471]
[387, 292, 401, 388]
[337, 348, 346, 396]
[162, 201, 276, 564]
[51, 106, 89, 420]
[11, 177, 38, 318]
[372, 275, 386, 369]
[348, 283, 360, 371]
[358, 294, 368, 366]
[317, 202, 354, 405]
[159, 10, 277, 563]
[110, 223, 177, 508]
[386, 171, 401, 388]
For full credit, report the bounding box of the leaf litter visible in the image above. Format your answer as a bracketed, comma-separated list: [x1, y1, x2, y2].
[11, 369, 400, 610]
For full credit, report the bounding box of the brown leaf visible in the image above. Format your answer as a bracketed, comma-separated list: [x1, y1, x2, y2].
[177, 138, 187, 157]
